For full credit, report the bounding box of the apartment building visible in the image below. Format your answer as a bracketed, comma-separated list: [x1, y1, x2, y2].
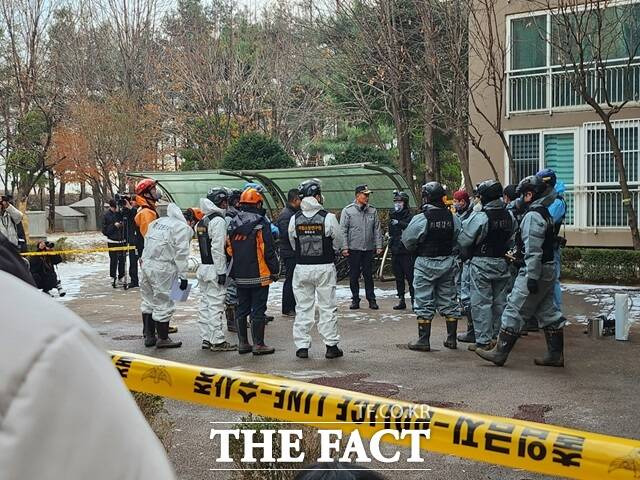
[468, 0, 640, 246]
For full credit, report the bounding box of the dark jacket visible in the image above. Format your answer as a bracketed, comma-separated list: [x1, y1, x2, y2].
[102, 209, 124, 243]
[227, 206, 280, 287]
[29, 253, 62, 292]
[0, 233, 34, 285]
[275, 205, 299, 259]
[389, 207, 413, 255]
[122, 206, 138, 245]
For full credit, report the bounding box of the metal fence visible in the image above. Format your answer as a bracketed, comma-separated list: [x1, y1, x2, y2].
[508, 61, 640, 114]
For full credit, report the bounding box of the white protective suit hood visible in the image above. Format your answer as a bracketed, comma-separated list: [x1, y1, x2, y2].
[167, 202, 187, 223]
[199, 198, 225, 216]
[300, 196, 323, 217]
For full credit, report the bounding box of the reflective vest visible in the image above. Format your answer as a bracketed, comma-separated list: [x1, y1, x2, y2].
[417, 206, 454, 257]
[472, 208, 513, 258]
[294, 210, 335, 265]
[196, 211, 222, 265]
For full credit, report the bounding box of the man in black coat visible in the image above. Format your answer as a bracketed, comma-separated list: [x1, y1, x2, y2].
[275, 189, 301, 316]
[389, 191, 415, 310]
[29, 241, 64, 295]
[122, 196, 139, 288]
[102, 200, 125, 288]
[0, 232, 34, 285]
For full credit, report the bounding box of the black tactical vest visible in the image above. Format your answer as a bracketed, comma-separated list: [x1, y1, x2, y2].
[294, 210, 335, 265]
[417, 206, 454, 257]
[473, 208, 513, 258]
[520, 205, 555, 263]
[196, 211, 223, 265]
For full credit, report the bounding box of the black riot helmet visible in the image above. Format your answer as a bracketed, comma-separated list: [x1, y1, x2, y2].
[227, 188, 242, 207]
[516, 175, 547, 201]
[476, 180, 503, 205]
[298, 178, 322, 199]
[393, 190, 410, 206]
[421, 181, 446, 206]
[207, 187, 229, 207]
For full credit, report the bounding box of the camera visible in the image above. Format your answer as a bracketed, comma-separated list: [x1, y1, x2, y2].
[114, 193, 131, 208]
[45, 241, 55, 249]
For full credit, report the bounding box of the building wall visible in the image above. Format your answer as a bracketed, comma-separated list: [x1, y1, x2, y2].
[468, 0, 639, 247]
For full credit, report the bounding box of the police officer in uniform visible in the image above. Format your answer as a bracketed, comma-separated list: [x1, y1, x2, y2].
[452, 189, 474, 343]
[288, 180, 345, 359]
[196, 188, 237, 352]
[477, 176, 566, 367]
[388, 190, 414, 310]
[402, 182, 461, 352]
[458, 180, 514, 352]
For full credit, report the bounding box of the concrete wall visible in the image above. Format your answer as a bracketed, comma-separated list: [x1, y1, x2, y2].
[73, 206, 97, 231]
[26, 211, 47, 240]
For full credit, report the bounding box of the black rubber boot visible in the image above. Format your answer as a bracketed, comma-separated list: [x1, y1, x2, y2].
[408, 318, 431, 352]
[142, 313, 156, 347]
[225, 305, 237, 333]
[349, 299, 360, 310]
[534, 327, 564, 367]
[251, 320, 275, 355]
[236, 314, 252, 354]
[296, 348, 309, 358]
[393, 299, 407, 310]
[155, 321, 182, 348]
[368, 300, 379, 310]
[457, 313, 476, 343]
[476, 328, 518, 366]
[443, 318, 458, 349]
[325, 345, 344, 359]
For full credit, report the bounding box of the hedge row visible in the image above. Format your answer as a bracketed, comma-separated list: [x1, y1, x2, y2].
[562, 247, 640, 285]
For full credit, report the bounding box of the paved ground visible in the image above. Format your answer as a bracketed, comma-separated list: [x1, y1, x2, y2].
[55, 246, 640, 480]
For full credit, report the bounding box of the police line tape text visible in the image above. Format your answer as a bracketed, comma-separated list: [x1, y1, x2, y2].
[210, 429, 431, 463]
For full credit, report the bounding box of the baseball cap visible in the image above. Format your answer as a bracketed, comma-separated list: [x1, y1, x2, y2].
[355, 184, 372, 195]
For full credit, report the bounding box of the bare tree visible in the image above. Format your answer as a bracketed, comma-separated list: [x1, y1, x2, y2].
[534, 0, 640, 248]
[466, 0, 513, 181]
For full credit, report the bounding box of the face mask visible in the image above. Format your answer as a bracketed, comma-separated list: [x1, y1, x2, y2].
[473, 202, 483, 212]
[152, 189, 163, 201]
[454, 203, 466, 213]
[393, 202, 403, 211]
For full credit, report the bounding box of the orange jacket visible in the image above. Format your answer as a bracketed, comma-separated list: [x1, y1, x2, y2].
[134, 196, 158, 237]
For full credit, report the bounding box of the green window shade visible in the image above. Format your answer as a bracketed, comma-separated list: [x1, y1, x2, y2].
[545, 133, 574, 224]
[544, 133, 574, 185]
[511, 15, 547, 70]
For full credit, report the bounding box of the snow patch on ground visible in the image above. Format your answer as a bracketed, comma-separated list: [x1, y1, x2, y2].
[563, 283, 640, 323]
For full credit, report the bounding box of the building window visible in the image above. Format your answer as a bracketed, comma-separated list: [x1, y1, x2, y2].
[507, 4, 640, 114]
[585, 120, 640, 227]
[510, 133, 540, 182]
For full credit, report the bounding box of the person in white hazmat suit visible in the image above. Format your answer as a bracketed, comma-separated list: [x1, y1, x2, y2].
[288, 179, 345, 359]
[196, 189, 237, 352]
[140, 203, 195, 349]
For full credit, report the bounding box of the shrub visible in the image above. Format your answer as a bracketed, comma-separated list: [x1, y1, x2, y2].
[222, 133, 295, 170]
[562, 247, 640, 285]
[330, 144, 393, 166]
[133, 392, 173, 451]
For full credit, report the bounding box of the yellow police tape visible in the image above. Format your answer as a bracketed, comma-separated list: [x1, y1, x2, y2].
[110, 351, 640, 479]
[21, 245, 135, 256]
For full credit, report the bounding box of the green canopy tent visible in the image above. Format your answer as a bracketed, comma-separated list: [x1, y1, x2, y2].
[128, 163, 417, 215]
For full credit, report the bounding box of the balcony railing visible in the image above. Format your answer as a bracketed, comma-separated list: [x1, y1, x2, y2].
[563, 185, 640, 229]
[507, 60, 640, 114]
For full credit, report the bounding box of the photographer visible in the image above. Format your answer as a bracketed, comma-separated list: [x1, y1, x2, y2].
[29, 241, 65, 297]
[103, 199, 125, 288]
[121, 195, 139, 288]
[1, 195, 24, 249]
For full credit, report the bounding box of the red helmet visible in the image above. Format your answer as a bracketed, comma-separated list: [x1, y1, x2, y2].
[135, 178, 156, 195]
[239, 188, 263, 205]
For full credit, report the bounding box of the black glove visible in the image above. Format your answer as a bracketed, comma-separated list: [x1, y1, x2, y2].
[527, 278, 539, 294]
[179, 278, 188, 290]
[217, 274, 226, 286]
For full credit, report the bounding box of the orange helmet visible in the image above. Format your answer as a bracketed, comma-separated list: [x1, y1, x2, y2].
[135, 178, 156, 195]
[184, 207, 204, 223]
[239, 188, 263, 205]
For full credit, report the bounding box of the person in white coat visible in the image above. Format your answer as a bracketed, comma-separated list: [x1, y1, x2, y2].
[0, 267, 175, 480]
[0, 195, 23, 247]
[288, 179, 345, 359]
[140, 203, 195, 349]
[196, 189, 237, 352]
